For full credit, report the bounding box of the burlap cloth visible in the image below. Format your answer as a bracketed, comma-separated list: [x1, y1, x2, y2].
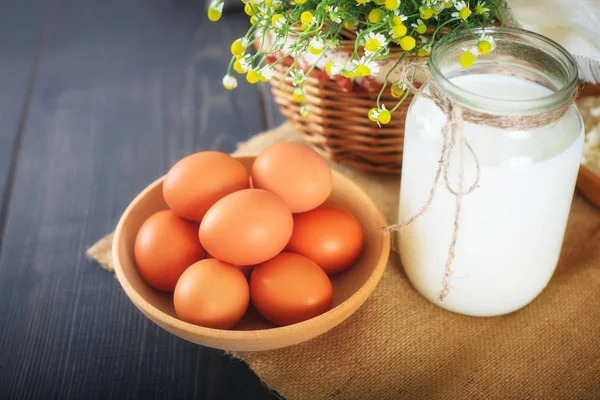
[88, 122, 600, 399]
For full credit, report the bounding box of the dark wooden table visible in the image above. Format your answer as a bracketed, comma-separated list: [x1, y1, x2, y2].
[0, 1, 285, 398]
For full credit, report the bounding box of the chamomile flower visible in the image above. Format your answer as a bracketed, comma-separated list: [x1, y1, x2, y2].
[356, 0, 370, 5]
[300, 105, 310, 117]
[477, 33, 495, 54]
[399, 35, 416, 51]
[475, 0, 490, 15]
[368, 8, 386, 23]
[452, 1, 471, 19]
[258, 65, 275, 82]
[325, 61, 343, 75]
[236, 55, 252, 73]
[363, 32, 387, 56]
[231, 38, 250, 56]
[344, 18, 358, 30]
[207, 0, 224, 21]
[271, 13, 285, 29]
[385, 0, 400, 11]
[288, 69, 307, 86]
[293, 88, 306, 102]
[411, 19, 427, 35]
[222, 75, 238, 90]
[308, 37, 325, 54]
[418, 39, 433, 56]
[391, 23, 407, 38]
[459, 47, 479, 68]
[391, 82, 406, 98]
[301, 11, 313, 25]
[432, 1, 445, 15]
[368, 104, 391, 126]
[419, 6, 433, 20]
[341, 61, 358, 78]
[246, 69, 261, 84]
[390, 13, 408, 26]
[355, 57, 380, 77]
[328, 7, 342, 23]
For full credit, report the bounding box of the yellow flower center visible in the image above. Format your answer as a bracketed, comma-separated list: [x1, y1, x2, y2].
[265, 0, 273, 6]
[308, 43, 324, 54]
[399, 36, 416, 51]
[420, 7, 433, 20]
[416, 24, 427, 34]
[231, 39, 246, 56]
[342, 70, 357, 78]
[433, 7, 441, 15]
[207, 8, 222, 22]
[365, 38, 381, 52]
[459, 8, 471, 19]
[368, 9, 385, 23]
[325, 61, 336, 74]
[250, 16, 258, 25]
[301, 11, 313, 24]
[418, 47, 429, 57]
[385, 0, 400, 10]
[368, 108, 378, 122]
[475, 5, 484, 14]
[295, 0, 307, 4]
[356, 0, 369, 4]
[293, 88, 305, 102]
[459, 51, 477, 68]
[244, 4, 254, 16]
[344, 19, 357, 30]
[246, 70, 260, 84]
[233, 60, 246, 74]
[301, 23, 309, 31]
[374, 0, 386, 4]
[391, 84, 404, 98]
[392, 24, 407, 38]
[444, 1, 453, 8]
[378, 110, 391, 124]
[271, 14, 284, 27]
[390, 16, 403, 26]
[300, 105, 310, 117]
[357, 64, 371, 76]
[477, 40, 492, 54]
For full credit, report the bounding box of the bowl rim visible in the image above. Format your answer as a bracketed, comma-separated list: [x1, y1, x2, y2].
[579, 162, 600, 186]
[112, 155, 390, 340]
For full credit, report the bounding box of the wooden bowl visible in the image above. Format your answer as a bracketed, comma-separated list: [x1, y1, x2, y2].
[576, 83, 600, 208]
[577, 164, 600, 207]
[112, 155, 390, 351]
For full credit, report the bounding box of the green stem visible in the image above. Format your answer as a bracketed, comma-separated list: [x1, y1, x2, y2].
[375, 53, 405, 108]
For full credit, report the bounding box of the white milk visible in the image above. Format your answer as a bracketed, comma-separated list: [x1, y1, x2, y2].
[398, 74, 584, 316]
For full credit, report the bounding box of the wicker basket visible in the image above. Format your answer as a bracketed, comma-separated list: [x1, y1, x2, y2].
[266, 34, 419, 175]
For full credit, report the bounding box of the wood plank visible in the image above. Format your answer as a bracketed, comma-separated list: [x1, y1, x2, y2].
[0, 0, 52, 246]
[0, 1, 274, 399]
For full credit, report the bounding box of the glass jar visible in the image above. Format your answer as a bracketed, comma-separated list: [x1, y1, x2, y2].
[398, 27, 583, 317]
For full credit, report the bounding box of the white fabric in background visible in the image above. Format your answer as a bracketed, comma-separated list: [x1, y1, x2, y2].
[505, 0, 600, 83]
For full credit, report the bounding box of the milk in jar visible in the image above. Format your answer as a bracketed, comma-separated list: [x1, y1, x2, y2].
[397, 28, 584, 316]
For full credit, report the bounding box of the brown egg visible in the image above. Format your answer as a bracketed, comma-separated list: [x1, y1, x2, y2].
[134, 210, 205, 292]
[250, 252, 333, 326]
[251, 142, 332, 213]
[163, 151, 249, 222]
[174, 259, 249, 329]
[199, 189, 293, 266]
[287, 206, 363, 275]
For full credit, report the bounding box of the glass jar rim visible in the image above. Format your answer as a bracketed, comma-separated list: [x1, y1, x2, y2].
[429, 27, 579, 115]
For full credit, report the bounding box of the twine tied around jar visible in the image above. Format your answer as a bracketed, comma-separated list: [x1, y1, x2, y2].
[384, 62, 577, 301]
